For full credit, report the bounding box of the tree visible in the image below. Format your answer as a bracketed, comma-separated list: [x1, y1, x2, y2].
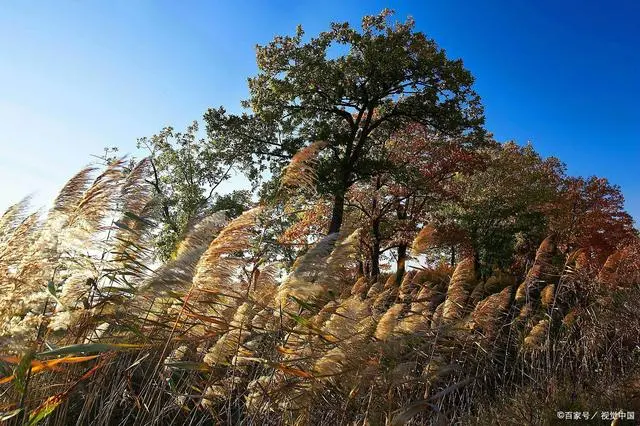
[384, 124, 486, 281]
[211, 190, 253, 220]
[345, 123, 484, 281]
[548, 176, 636, 265]
[432, 142, 565, 277]
[90, 147, 120, 165]
[205, 9, 485, 234]
[137, 122, 234, 259]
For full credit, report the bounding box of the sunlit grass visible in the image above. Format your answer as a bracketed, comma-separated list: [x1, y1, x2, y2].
[0, 161, 638, 425]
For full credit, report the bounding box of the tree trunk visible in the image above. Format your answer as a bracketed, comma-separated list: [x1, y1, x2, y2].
[470, 227, 481, 279]
[450, 245, 456, 267]
[370, 217, 381, 280]
[327, 191, 345, 234]
[369, 175, 383, 281]
[395, 243, 407, 286]
[394, 196, 408, 286]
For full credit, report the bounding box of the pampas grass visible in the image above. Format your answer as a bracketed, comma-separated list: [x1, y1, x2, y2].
[442, 257, 475, 321]
[280, 141, 327, 193]
[0, 162, 639, 425]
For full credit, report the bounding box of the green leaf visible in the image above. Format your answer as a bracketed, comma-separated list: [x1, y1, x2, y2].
[27, 394, 64, 426]
[113, 220, 138, 234]
[0, 409, 23, 422]
[46, 281, 63, 305]
[288, 295, 317, 312]
[14, 349, 35, 394]
[99, 286, 136, 294]
[47, 280, 56, 297]
[123, 211, 155, 226]
[163, 361, 211, 372]
[37, 343, 144, 358]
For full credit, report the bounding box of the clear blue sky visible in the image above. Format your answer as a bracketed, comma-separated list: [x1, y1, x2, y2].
[1, 1, 638, 222]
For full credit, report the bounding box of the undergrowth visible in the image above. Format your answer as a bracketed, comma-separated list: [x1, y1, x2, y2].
[0, 160, 638, 425]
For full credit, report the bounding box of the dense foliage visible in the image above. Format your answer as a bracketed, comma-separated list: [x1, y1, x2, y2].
[204, 9, 485, 234]
[0, 167, 638, 424]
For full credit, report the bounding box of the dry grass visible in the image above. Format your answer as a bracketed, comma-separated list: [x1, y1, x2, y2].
[0, 162, 639, 425]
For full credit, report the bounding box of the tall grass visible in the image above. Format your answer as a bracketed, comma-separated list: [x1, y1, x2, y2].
[0, 161, 639, 425]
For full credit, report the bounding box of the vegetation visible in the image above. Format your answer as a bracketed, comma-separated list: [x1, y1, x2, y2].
[204, 9, 485, 235]
[1, 10, 638, 426]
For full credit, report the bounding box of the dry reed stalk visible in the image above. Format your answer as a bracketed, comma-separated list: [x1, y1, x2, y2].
[395, 309, 430, 334]
[561, 307, 580, 329]
[277, 230, 360, 313]
[0, 213, 41, 281]
[431, 301, 445, 328]
[442, 257, 475, 321]
[280, 141, 327, 192]
[276, 233, 339, 308]
[65, 160, 125, 236]
[517, 302, 534, 322]
[398, 270, 417, 300]
[515, 236, 557, 304]
[467, 281, 486, 306]
[483, 271, 516, 294]
[110, 159, 155, 273]
[374, 303, 404, 341]
[193, 208, 261, 292]
[372, 286, 399, 313]
[52, 167, 97, 215]
[0, 197, 31, 246]
[598, 251, 622, 287]
[2, 158, 639, 426]
[350, 276, 369, 296]
[411, 224, 437, 255]
[469, 286, 512, 338]
[173, 214, 226, 259]
[383, 274, 396, 290]
[323, 296, 370, 342]
[540, 284, 555, 308]
[413, 284, 435, 304]
[365, 279, 384, 298]
[523, 318, 549, 350]
[313, 346, 347, 376]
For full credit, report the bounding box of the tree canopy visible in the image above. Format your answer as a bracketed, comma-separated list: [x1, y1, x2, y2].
[131, 9, 634, 279]
[205, 9, 485, 233]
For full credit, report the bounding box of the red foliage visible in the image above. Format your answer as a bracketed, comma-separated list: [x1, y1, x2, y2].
[548, 176, 636, 266]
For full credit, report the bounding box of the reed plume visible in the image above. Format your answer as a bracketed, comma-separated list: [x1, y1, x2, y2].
[1, 162, 638, 426]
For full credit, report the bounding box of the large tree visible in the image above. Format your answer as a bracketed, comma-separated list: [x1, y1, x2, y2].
[548, 176, 636, 264]
[137, 122, 243, 260]
[346, 123, 484, 281]
[205, 9, 485, 234]
[432, 142, 565, 277]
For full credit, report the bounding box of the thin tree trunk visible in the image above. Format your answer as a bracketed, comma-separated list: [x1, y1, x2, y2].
[470, 227, 481, 278]
[394, 196, 408, 286]
[370, 217, 381, 280]
[450, 245, 456, 267]
[369, 174, 383, 281]
[327, 191, 345, 234]
[395, 243, 407, 286]
[364, 260, 371, 278]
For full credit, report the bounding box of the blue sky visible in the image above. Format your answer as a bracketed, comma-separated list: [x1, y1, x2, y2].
[1, 1, 638, 222]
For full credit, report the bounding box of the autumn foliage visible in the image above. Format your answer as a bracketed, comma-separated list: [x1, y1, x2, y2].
[0, 155, 637, 424]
